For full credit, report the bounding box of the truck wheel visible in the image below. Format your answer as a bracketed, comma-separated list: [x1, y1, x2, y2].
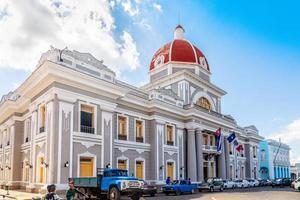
[165, 192, 169, 196]
[175, 190, 181, 196]
[108, 187, 120, 200]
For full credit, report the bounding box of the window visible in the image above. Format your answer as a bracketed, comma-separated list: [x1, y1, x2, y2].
[166, 125, 174, 146]
[39, 105, 46, 133]
[80, 104, 95, 134]
[118, 116, 127, 140]
[261, 150, 266, 161]
[117, 159, 128, 170]
[24, 119, 30, 143]
[209, 135, 215, 146]
[196, 97, 211, 110]
[135, 160, 144, 179]
[79, 157, 94, 177]
[202, 134, 208, 145]
[135, 120, 144, 143]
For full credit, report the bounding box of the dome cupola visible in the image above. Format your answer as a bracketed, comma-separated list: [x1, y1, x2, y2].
[149, 25, 210, 73]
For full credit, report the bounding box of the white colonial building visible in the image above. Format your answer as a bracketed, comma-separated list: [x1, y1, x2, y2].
[0, 25, 263, 192]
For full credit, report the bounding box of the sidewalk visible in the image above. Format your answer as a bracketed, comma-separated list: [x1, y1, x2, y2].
[0, 189, 42, 200]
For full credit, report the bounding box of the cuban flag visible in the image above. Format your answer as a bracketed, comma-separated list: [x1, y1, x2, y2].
[214, 128, 222, 152]
[236, 144, 244, 152]
[227, 132, 236, 143]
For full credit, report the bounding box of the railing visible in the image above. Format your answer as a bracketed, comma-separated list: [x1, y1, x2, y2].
[136, 137, 144, 143]
[39, 127, 45, 133]
[80, 125, 95, 134]
[167, 141, 174, 146]
[185, 104, 235, 123]
[118, 134, 127, 140]
[202, 145, 217, 151]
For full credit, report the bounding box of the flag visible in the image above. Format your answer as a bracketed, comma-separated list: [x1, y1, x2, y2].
[233, 140, 239, 147]
[214, 128, 222, 152]
[214, 128, 221, 137]
[236, 144, 244, 152]
[227, 132, 236, 143]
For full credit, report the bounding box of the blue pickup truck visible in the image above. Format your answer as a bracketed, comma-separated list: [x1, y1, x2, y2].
[162, 180, 198, 196]
[69, 168, 144, 200]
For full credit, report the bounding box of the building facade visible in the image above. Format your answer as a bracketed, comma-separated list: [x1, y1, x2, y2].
[259, 139, 290, 180]
[290, 164, 300, 180]
[0, 25, 263, 192]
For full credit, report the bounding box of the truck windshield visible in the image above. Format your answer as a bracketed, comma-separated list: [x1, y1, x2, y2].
[104, 170, 128, 177]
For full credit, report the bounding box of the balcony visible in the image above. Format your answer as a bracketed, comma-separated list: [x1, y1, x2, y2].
[202, 145, 217, 151]
[39, 127, 45, 133]
[167, 141, 174, 146]
[136, 137, 144, 143]
[118, 134, 127, 140]
[80, 125, 95, 134]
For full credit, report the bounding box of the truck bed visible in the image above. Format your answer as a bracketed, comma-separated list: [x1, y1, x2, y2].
[70, 177, 98, 188]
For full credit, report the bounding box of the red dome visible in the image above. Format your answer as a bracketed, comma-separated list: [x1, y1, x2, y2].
[149, 39, 210, 71]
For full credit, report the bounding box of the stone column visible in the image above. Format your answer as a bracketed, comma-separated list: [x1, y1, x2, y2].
[217, 136, 226, 179]
[195, 129, 203, 181]
[224, 138, 231, 179]
[187, 129, 197, 181]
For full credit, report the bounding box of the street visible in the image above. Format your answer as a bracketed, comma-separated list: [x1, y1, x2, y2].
[143, 187, 300, 200]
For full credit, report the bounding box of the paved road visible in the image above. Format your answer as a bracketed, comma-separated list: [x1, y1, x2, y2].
[143, 187, 300, 200]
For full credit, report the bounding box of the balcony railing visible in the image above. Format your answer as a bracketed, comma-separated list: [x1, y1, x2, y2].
[118, 134, 127, 140]
[39, 127, 45, 133]
[185, 104, 235, 123]
[202, 145, 217, 151]
[136, 137, 144, 143]
[80, 125, 95, 134]
[167, 141, 174, 146]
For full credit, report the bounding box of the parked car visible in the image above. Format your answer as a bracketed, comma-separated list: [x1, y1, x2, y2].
[162, 180, 198, 196]
[223, 179, 236, 189]
[69, 168, 143, 200]
[198, 178, 224, 192]
[294, 178, 300, 191]
[234, 179, 250, 188]
[272, 178, 292, 187]
[247, 179, 259, 187]
[259, 179, 272, 186]
[141, 180, 157, 197]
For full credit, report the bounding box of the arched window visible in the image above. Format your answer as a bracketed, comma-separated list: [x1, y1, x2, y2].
[196, 97, 211, 110]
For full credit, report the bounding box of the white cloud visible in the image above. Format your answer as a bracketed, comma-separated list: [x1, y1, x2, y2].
[153, 3, 162, 12]
[0, 0, 140, 72]
[120, 0, 139, 16]
[269, 118, 300, 164]
[133, 19, 152, 30]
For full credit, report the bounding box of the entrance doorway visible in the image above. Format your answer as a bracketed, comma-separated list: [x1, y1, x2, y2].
[203, 162, 208, 180]
[135, 160, 144, 179]
[167, 162, 174, 180]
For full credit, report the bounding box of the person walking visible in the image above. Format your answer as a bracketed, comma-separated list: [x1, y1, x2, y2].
[44, 184, 60, 200]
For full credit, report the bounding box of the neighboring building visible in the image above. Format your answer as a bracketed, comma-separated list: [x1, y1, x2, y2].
[290, 164, 300, 180]
[259, 139, 290, 179]
[0, 25, 263, 192]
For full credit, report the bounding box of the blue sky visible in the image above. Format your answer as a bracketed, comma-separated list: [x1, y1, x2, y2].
[0, 0, 300, 163]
